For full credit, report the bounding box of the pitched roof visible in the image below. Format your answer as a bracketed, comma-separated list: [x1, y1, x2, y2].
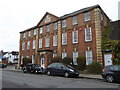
[20, 4, 109, 33]
[60, 4, 100, 19]
[20, 26, 37, 33]
[36, 12, 60, 26]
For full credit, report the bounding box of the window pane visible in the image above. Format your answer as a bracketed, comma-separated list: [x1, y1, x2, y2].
[28, 31, 31, 37]
[53, 53, 57, 58]
[46, 25, 50, 32]
[73, 52, 78, 65]
[62, 52, 67, 59]
[23, 33, 26, 38]
[39, 39, 42, 48]
[62, 33, 67, 45]
[34, 29, 36, 35]
[62, 20, 67, 28]
[53, 35, 57, 46]
[72, 16, 77, 25]
[27, 41, 30, 50]
[22, 42, 25, 50]
[85, 12, 90, 21]
[54, 22, 57, 30]
[45, 37, 50, 47]
[72, 31, 78, 43]
[86, 50, 92, 65]
[33, 40, 36, 49]
[85, 28, 92, 42]
[39, 27, 42, 34]
[32, 55, 35, 64]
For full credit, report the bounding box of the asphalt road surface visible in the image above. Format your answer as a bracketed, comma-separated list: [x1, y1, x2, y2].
[2, 70, 120, 88]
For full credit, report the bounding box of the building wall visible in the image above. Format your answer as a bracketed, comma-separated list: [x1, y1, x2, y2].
[18, 5, 110, 67]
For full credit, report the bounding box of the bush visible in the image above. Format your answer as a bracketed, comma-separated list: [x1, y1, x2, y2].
[22, 57, 32, 66]
[77, 56, 86, 71]
[62, 57, 73, 65]
[87, 61, 102, 74]
[51, 56, 62, 63]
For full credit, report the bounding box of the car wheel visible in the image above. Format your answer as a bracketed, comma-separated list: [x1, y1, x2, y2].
[106, 75, 114, 83]
[47, 71, 51, 76]
[23, 69, 27, 73]
[34, 70, 38, 74]
[64, 72, 69, 78]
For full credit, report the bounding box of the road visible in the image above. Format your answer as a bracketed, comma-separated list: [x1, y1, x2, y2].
[2, 70, 120, 88]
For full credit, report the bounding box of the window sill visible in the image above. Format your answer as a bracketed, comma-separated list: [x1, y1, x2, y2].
[85, 19, 91, 22]
[85, 40, 92, 43]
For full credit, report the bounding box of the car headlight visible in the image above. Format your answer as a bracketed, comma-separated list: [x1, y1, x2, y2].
[69, 69, 74, 72]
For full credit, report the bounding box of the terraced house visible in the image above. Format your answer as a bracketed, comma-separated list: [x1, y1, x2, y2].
[18, 5, 111, 68]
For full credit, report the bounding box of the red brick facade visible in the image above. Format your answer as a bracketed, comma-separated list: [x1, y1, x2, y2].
[18, 5, 110, 68]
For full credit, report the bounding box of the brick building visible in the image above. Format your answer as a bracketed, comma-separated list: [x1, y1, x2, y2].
[18, 5, 110, 68]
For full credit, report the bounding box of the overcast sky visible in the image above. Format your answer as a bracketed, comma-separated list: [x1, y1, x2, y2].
[0, 0, 119, 52]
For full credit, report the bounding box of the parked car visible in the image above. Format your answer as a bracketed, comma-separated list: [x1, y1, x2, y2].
[45, 63, 80, 77]
[0, 63, 7, 68]
[23, 63, 43, 74]
[101, 65, 120, 83]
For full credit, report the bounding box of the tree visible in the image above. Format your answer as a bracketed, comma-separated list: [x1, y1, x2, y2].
[51, 56, 62, 63]
[22, 57, 32, 66]
[87, 61, 102, 74]
[77, 56, 86, 71]
[112, 41, 120, 64]
[102, 21, 112, 50]
[61, 57, 73, 65]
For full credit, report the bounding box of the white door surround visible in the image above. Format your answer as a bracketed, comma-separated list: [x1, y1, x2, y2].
[104, 53, 112, 66]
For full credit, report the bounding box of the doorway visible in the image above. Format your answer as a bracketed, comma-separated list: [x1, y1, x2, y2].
[104, 53, 112, 66]
[41, 55, 45, 68]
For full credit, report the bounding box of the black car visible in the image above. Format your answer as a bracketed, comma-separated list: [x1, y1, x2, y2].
[45, 63, 80, 77]
[0, 63, 7, 68]
[23, 63, 43, 74]
[101, 65, 120, 83]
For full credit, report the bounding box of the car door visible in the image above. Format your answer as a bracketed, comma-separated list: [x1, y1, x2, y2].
[110, 65, 120, 80]
[113, 65, 120, 80]
[55, 63, 65, 75]
[48, 63, 58, 75]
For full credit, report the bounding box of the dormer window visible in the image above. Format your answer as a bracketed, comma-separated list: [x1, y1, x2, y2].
[45, 15, 51, 23]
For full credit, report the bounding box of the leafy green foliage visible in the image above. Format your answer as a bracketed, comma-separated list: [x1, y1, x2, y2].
[87, 62, 102, 74]
[112, 41, 120, 64]
[77, 56, 86, 71]
[102, 21, 112, 50]
[22, 57, 32, 66]
[61, 57, 73, 65]
[51, 56, 62, 63]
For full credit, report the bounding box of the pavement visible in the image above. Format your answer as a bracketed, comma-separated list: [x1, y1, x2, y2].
[1, 65, 103, 80]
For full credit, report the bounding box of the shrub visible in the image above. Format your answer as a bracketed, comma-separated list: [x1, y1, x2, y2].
[51, 56, 62, 63]
[62, 57, 73, 65]
[87, 61, 102, 74]
[22, 57, 32, 66]
[77, 56, 86, 71]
